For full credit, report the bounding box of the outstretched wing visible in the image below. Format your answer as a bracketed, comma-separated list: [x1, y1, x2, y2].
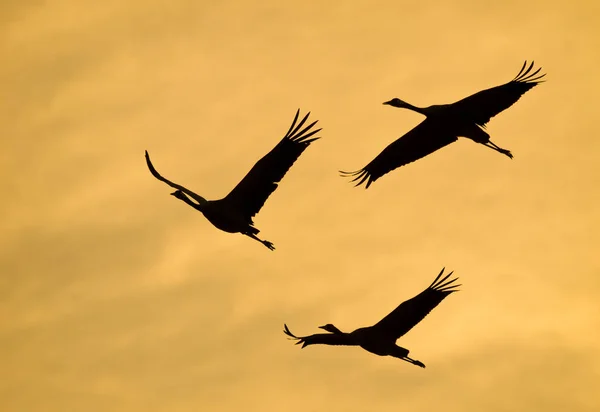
[340, 119, 457, 188]
[452, 60, 546, 126]
[223, 110, 321, 218]
[371, 268, 460, 341]
[145, 150, 207, 204]
[283, 324, 353, 348]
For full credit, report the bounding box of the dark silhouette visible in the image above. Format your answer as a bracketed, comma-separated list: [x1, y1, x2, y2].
[340, 61, 546, 188]
[145, 109, 321, 250]
[283, 268, 460, 368]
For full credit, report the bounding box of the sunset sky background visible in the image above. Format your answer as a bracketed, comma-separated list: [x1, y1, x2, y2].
[2, 1, 599, 411]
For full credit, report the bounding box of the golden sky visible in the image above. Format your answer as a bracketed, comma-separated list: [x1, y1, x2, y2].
[1, 0, 599, 411]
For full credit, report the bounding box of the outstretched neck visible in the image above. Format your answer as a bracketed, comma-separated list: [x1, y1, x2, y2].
[401, 102, 427, 115]
[176, 192, 205, 211]
[322, 331, 355, 347]
[385, 98, 428, 116]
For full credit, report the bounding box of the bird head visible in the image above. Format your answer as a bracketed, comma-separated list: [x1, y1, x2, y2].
[383, 98, 409, 108]
[319, 324, 343, 334]
[170, 190, 186, 200]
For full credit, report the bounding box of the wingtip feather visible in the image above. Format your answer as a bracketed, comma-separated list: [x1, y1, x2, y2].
[339, 168, 373, 188]
[513, 60, 545, 84]
[428, 267, 446, 288]
[429, 268, 461, 293]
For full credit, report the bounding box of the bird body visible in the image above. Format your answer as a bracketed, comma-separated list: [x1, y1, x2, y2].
[146, 109, 321, 250]
[284, 268, 460, 368]
[349, 327, 411, 358]
[171, 192, 254, 234]
[341, 61, 546, 188]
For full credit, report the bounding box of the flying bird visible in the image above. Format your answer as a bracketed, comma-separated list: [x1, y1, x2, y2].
[340, 61, 546, 188]
[283, 268, 459, 368]
[145, 109, 321, 251]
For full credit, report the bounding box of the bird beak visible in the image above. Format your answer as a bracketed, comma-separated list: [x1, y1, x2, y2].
[318, 325, 328, 330]
[382, 100, 393, 106]
[170, 191, 178, 196]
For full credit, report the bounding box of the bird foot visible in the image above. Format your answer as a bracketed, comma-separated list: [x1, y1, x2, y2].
[263, 240, 275, 251]
[501, 149, 513, 159]
[414, 360, 426, 368]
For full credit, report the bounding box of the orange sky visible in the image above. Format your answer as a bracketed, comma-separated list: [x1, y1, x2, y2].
[1, 1, 599, 411]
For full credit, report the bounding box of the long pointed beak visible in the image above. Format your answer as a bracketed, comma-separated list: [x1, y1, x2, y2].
[318, 325, 328, 330]
[170, 191, 178, 196]
[383, 100, 393, 105]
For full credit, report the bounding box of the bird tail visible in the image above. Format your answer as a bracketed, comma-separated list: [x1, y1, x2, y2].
[283, 324, 307, 347]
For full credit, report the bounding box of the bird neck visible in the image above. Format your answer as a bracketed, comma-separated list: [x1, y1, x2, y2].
[401, 101, 427, 115]
[177, 192, 205, 211]
[328, 332, 355, 346]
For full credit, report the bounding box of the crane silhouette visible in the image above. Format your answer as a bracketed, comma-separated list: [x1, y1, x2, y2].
[283, 268, 459, 368]
[340, 61, 546, 188]
[145, 109, 321, 250]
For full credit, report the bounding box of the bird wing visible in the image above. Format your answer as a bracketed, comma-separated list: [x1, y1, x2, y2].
[145, 150, 207, 204]
[451, 60, 546, 126]
[340, 119, 458, 188]
[283, 324, 353, 348]
[222, 109, 320, 219]
[371, 268, 460, 341]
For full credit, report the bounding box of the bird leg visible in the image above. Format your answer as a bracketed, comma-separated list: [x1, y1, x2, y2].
[402, 356, 426, 368]
[244, 232, 275, 251]
[483, 140, 513, 159]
